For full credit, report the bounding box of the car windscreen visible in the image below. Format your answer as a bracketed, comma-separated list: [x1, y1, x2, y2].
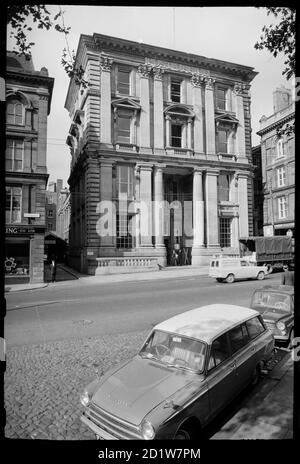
[252, 291, 291, 312]
[139, 330, 206, 372]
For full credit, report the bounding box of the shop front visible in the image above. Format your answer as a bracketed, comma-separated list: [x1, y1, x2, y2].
[5, 225, 45, 284]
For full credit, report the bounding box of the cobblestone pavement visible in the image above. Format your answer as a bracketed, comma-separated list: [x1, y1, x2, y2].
[4, 330, 149, 440]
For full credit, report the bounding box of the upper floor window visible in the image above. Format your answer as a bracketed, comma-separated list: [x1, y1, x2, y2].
[116, 165, 134, 198]
[217, 128, 229, 153]
[6, 139, 23, 171]
[216, 88, 226, 110]
[7, 98, 24, 125]
[117, 111, 132, 144]
[278, 196, 287, 219]
[276, 139, 284, 158]
[117, 68, 131, 95]
[218, 174, 230, 202]
[171, 123, 182, 147]
[6, 186, 22, 224]
[48, 210, 54, 218]
[170, 78, 181, 103]
[277, 166, 286, 187]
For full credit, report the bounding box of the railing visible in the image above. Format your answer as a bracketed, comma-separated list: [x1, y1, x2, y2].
[95, 256, 158, 273]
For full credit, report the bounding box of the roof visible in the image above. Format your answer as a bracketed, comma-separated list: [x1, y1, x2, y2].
[154, 304, 259, 343]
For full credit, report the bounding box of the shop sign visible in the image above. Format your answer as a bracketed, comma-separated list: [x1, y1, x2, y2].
[6, 226, 40, 234]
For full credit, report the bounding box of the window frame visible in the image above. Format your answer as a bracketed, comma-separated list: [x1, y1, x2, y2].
[216, 87, 227, 111]
[170, 122, 183, 148]
[7, 99, 25, 126]
[277, 166, 286, 187]
[6, 185, 22, 224]
[246, 316, 266, 341]
[6, 138, 24, 172]
[219, 217, 231, 248]
[117, 67, 132, 96]
[217, 128, 229, 154]
[228, 323, 251, 355]
[117, 111, 132, 144]
[207, 332, 231, 372]
[278, 196, 288, 219]
[170, 77, 182, 103]
[276, 139, 284, 158]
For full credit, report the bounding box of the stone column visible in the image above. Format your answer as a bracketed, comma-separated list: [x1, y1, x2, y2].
[206, 169, 220, 247]
[187, 118, 192, 149]
[233, 83, 246, 160]
[230, 173, 239, 248]
[237, 171, 249, 238]
[138, 64, 152, 153]
[165, 114, 171, 147]
[100, 56, 113, 146]
[153, 67, 164, 152]
[191, 168, 206, 266]
[204, 77, 216, 156]
[191, 73, 204, 154]
[153, 164, 165, 248]
[138, 164, 153, 247]
[99, 159, 114, 248]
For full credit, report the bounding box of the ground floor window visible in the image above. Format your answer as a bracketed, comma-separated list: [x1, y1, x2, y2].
[116, 214, 133, 249]
[5, 238, 30, 277]
[219, 217, 231, 248]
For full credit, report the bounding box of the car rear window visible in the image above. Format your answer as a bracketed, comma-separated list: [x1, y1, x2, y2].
[228, 323, 250, 354]
[246, 316, 265, 339]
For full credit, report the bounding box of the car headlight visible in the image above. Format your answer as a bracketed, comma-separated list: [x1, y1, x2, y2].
[140, 420, 155, 440]
[80, 390, 90, 407]
[276, 321, 286, 332]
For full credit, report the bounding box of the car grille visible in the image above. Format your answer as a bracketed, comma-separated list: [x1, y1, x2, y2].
[85, 401, 142, 440]
[265, 321, 282, 336]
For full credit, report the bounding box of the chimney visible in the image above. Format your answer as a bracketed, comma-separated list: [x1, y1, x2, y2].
[273, 85, 292, 113]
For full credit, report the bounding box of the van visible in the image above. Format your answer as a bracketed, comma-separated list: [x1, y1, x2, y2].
[209, 256, 268, 283]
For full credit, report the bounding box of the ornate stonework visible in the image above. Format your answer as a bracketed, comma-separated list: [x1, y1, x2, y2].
[138, 64, 152, 78]
[233, 82, 244, 96]
[191, 73, 205, 88]
[153, 66, 165, 80]
[100, 56, 113, 72]
[203, 76, 215, 90]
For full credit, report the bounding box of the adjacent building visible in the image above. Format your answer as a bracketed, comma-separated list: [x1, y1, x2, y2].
[5, 52, 54, 283]
[257, 86, 295, 237]
[251, 144, 263, 237]
[65, 34, 257, 274]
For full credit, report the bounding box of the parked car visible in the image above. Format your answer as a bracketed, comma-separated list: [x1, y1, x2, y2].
[209, 256, 268, 283]
[250, 285, 294, 347]
[80, 304, 274, 440]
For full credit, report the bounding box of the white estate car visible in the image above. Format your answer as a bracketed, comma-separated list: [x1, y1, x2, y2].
[209, 256, 268, 283]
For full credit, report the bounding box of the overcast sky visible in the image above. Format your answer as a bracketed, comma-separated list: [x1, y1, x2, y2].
[7, 5, 291, 186]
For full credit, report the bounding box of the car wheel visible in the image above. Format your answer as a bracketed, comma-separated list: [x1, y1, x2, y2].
[175, 428, 191, 440]
[216, 278, 223, 283]
[226, 273, 235, 284]
[257, 271, 265, 280]
[266, 264, 273, 274]
[250, 364, 261, 387]
[288, 329, 294, 350]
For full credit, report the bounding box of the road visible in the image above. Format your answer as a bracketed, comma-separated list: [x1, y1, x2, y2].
[5, 272, 282, 346]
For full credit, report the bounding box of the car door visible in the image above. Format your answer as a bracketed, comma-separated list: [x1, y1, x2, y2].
[227, 322, 258, 392]
[206, 333, 239, 419]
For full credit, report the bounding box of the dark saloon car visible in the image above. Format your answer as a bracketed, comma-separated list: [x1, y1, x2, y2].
[250, 285, 294, 347]
[80, 304, 274, 440]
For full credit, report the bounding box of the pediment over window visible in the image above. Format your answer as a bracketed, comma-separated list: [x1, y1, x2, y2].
[111, 97, 141, 110]
[164, 103, 195, 117]
[73, 109, 84, 125]
[215, 113, 239, 126]
[69, 123, 79, 138]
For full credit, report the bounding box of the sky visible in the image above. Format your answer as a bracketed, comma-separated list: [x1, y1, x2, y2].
[7, 5, 291, 186]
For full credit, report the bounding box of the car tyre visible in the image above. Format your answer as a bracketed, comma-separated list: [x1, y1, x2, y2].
[257, 271, 265, 280]
[266, 264, 273, 274]
[175, 428, 191, 440]
[225, 273, 235, 284]
[216, 278, 224, 283]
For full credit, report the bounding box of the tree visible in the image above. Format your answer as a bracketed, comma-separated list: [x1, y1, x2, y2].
[255, 7, 295, 136]
[7, 5, 88, 90]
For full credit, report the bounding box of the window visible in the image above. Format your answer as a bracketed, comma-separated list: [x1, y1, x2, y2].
[7, 98, 24, 125]
[47, 222, 53, 230]
[170, 78, 181, 102]
[219, 217, 231, 248]
[277, 166, 286, 187]
[6, 186, 22, 223]
[276, 139, 284, 158]
[246, 317, 265, 340]
[216, 88, 227, 110]
[117, 165, 134, 198]
[278, 196, 287, 219]
[6, 139, 23, 171]
[117, 112, 131, 143]
[208, 333, 230, 370]
[48, 210, 54, 218]
[218, 174, 230, 202]
[116, 214, 133, 249]
[217, 129, 228, 153]
[171, 123, 182, 147]
[117, 69, 131, 95]
[228, 324, 250, 354]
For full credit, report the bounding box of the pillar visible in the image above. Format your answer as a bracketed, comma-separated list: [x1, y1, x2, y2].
[100, 56, 113, 145]
[138, 164, 153, 247]
[233, 83, 246, 159]
[153, 164, 165, 248]
[230, 173, 239, 248]
[204, 77, 216, 155]
[153, 67, 164, 151]
[191, 73, 204, 154]
[206, 169, 219, 247]
[237, 172, 249, 238]
[138, 64, 152, 153]
[99, 159, 114, 247]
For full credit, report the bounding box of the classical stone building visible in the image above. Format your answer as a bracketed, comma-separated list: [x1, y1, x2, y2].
[5, 52, 54, 284]
[257, 86, 295, 237]
[65, 34, 257, 274]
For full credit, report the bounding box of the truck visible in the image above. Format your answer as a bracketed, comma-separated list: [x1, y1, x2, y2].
[239, 236, 294, 274]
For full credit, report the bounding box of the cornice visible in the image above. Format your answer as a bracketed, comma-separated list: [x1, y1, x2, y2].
[257, 112, 295, 136]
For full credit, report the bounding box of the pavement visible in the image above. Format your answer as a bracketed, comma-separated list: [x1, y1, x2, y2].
[4, 263, 210, 293]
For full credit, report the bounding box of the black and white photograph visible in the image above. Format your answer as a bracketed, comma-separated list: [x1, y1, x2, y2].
[2, 3, 297, 452]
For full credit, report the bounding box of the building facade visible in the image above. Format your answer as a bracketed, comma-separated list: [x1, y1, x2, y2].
[257, 86, 295, 237]
[251, 145, 263, 236]
[56, 187, 71, 242]
[45, 179, 63, 233]
[5, 52, 54, 283]
[65, 34, 257, 274]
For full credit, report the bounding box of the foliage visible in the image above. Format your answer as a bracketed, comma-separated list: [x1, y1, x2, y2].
[7, 5, 89, 90]
[254, 7, 295, 80]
